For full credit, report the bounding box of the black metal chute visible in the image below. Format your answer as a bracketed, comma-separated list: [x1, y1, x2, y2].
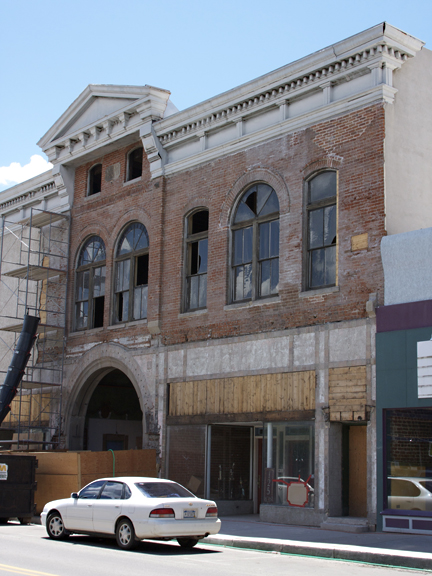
[0, 314, 40, 426]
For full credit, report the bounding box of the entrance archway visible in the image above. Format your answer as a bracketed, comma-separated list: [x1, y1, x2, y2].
[65, 344, 153, 451]
[83, 369, 143, 451]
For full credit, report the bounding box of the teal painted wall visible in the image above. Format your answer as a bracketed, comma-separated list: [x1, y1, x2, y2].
[376, 326, 432, 530]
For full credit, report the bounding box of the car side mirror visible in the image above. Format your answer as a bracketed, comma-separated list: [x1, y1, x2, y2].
[71, 492, 78, 499]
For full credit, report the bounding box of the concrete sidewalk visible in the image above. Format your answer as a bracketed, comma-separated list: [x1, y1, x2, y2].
[204, 515, 432, 570]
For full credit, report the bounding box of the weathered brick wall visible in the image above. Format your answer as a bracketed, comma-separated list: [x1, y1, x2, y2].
[66, 103, 385, 351]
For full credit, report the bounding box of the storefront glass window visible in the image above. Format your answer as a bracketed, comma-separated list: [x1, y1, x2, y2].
[167, 425, 206, 498]
[209, 425, 252, 501]
[385, 408, 432, 512]
[263, 421, 314, 508]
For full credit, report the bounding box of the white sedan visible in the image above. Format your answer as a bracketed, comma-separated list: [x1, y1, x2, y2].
[41, 477, 221, 550]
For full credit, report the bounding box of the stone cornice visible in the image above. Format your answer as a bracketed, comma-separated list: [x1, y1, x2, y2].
[155, 37, 416, 148]
[0, 170, 70, 222]
[145, 23, 423, 178]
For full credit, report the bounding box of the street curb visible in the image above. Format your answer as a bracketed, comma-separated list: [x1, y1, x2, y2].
[204, 535, 432, 570]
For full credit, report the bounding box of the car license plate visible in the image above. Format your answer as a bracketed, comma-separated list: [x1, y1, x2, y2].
[183, 509, 196, 518]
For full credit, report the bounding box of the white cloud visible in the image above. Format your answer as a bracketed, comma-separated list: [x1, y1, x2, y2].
[0, 155, 53, 187]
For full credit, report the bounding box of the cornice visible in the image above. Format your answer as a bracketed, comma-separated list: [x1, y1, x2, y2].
[144, 24, 423, 178]
[0, 170, 70, 223]
[155, 40, 414, 148]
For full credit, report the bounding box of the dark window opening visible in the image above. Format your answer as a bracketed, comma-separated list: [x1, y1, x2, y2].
[191, 211, 209, 235]
[127, 147, 143, 181]
[185, 210, 209, 311]
[136, 254, 149, 286]
[93, 296, 104, 328]
[88, 164, 102, 196]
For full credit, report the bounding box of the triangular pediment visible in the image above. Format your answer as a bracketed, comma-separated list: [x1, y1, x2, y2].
[56, 95, 138, 140]
[38, 84, 171, 152]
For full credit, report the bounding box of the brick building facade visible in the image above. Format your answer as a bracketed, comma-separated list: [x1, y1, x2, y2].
[1, 23, 431, 529]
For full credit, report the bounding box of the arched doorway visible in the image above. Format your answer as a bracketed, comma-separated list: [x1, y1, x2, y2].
[83, 369, 143, 451]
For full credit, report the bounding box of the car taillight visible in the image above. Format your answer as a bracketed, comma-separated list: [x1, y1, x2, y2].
[149, 508, 175, 518]
[206, 506, 218, 517]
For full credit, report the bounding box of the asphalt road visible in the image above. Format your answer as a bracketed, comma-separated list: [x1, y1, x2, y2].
[0, 522, 430, 576]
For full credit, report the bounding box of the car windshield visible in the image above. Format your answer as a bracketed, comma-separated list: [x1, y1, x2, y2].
[135, 481, 195, 498]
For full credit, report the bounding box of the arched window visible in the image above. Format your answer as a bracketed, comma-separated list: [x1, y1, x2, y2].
[88, 164, 102, 196]
[114, 222, 149, 323]
[126, 147, 143, 181]
[231, 184, 279, 302]
[306, 171, 337, 289]
[184, 209, 208, 311]
[75, 236, 106, 330]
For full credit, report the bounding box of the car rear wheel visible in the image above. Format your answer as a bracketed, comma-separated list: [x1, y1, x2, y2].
[47, 512, 68, 540]
[177, 537, 199, 548]
[116, 518, 137, 550]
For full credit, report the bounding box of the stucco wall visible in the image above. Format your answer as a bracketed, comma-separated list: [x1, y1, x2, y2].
[385, 47, 432, 235]
[381, 228, 432, 305]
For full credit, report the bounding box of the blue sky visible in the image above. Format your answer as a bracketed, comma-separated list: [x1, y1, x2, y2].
[1, 0, 431, 192]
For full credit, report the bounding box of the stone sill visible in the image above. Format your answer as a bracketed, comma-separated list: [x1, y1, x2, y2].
[107, 318, 148, 330]
[178, 309, 207, 319]
[299, 286, 340, 298]
[224, 296, 280, 311]
[122, 176, 142, 187]
[69, 326, 104, 336]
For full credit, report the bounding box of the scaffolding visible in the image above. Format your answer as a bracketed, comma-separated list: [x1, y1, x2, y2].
[0, 208, 70, 450]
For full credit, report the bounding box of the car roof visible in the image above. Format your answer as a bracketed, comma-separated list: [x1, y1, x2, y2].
[85, 477, 175, 483]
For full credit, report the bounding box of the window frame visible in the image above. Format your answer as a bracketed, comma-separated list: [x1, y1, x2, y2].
[113, 222, 149, 324]
[74, 236, 106, 331]
[126, 146, 143, 182]
[304, 170, 338, 291]
[87, 163, 102, 196]
[183, 209, 209, 312]
[230, 183, 280, 304]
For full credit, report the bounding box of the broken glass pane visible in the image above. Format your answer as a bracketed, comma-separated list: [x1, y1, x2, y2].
[198, 239, 208, 274]
[324, 205, 336, 246]
[235, 201, 256, 223]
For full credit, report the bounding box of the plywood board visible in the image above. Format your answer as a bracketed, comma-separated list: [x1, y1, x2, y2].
[169, 371, 316, 416]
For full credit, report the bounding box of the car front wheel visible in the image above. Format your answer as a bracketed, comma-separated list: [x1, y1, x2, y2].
[47, 512, 68, 540]
[177, 537, 199, 548]
[116, 518, 137, 550]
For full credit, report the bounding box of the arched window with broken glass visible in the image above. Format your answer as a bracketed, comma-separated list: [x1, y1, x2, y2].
[75, 236, 106, 330]
[114, 222, 149, 323]
[231, 184, 280, 302]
